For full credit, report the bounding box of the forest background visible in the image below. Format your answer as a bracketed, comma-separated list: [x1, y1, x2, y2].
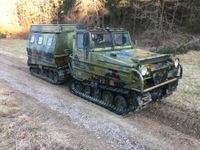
[0, 0, 199, 51]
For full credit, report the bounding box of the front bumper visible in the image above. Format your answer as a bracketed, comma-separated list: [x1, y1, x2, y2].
[132, 63, 183, 93]
[143, 77, 178, 93]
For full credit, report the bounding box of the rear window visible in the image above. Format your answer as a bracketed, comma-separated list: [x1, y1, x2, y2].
[38, 36, 43, 45]
[47, 36, 54, 46]
[30, 35, 35, 43]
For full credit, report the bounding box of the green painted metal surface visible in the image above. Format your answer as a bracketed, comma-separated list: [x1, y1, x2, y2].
[27, 24, 76, 68]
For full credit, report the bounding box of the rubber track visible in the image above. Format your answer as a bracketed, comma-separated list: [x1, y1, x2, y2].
[70, 80, 137, 115]
[30, 69, 64, 84]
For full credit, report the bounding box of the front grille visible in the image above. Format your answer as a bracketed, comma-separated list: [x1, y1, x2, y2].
[153, 69, 168, 85]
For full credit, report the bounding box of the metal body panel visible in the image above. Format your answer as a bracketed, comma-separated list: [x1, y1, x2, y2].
[27, 24, 76, 68]
[30, 24, 76, 33]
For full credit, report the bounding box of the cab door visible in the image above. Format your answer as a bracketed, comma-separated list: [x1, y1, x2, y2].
[75, 32, 85, 62]
[75, 32, 90, 61]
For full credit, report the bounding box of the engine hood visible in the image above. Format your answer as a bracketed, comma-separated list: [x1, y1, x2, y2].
[95, 49, 170, 68]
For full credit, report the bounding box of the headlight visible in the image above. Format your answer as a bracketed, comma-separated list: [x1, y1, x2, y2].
[174, 58, 180, 68]
[139, 65, 148, 76]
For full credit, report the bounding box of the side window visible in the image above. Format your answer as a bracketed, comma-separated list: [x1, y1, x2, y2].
[38, 36, 43, 45]
[30, 35, 35, 43]
[47, 36, 54, 46]
[76, 33, 84, 49]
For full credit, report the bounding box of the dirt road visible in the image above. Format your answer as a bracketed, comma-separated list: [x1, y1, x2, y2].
[0, 39, 200, 150]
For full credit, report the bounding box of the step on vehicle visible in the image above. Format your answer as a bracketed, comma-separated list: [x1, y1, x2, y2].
[27, 24, 183, 114]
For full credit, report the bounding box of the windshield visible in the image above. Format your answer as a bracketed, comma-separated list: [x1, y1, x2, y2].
[91, 32, 131, 49]
[91, 33, 113, 48]
[113, 33, 131, 46]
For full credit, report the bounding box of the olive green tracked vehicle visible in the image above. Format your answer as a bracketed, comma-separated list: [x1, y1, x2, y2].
[27, 24, 183, 114]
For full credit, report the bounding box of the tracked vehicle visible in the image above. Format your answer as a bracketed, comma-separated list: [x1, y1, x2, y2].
[27, 24, 183, 114]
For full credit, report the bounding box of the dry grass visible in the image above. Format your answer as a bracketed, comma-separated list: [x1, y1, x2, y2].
[167, 51, 200, 112]
[0, 98, 20, 117]
[0, 25, 18, 37]
[0, 83, 67, 150]
[150, 34, 200, 54]
[0, 99, 19, 107]
[0, 106, 20, 117]
[0, 39, 27, 57]
[11, 30, 29, 39]
[0, 24, 28, 39]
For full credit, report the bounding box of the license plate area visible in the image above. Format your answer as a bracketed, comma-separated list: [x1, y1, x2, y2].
[153, 69, 168, 85]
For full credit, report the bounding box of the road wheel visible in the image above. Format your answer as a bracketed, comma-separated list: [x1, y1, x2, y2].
[36, 68, 41, 74]
[83, 85, 91, 96]
[30, 67, 34, 74]
[93, 88, 101, 99]
[114, 95, 128, 110]
[44, 69, 49, 77]
[49, 71, 54, 81]
[102, 91, 114, 105]
[75, 82, 83, 92]
[53, 71, 59, 84]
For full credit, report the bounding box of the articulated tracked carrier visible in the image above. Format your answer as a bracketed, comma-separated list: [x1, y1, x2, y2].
[27, 24, 183, 114]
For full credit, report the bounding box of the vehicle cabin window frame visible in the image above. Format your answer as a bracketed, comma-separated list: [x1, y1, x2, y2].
[47, 36, 54, 46]
[30, 34, 35, 43]
[90, 32, 113, 48]
[38, 36, 43, 45]
[76, 32, 84, 49]
[113, 33, 131, 46]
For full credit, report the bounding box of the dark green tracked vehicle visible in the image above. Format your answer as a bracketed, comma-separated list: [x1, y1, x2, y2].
[27, 24, 183, 114]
